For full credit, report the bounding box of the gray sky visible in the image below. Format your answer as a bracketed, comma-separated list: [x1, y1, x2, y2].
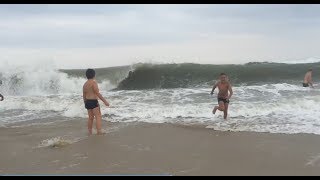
[1, 4, 320, 69]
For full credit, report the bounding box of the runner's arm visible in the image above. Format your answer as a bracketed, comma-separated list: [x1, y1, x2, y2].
[227, 84, 233, 99]
[210, 81, 219, 95]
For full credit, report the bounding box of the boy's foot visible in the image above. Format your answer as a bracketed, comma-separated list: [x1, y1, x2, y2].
[97, 130, 106, 135]
[88, 130, 92, 136]
[212, 108, 217, 114]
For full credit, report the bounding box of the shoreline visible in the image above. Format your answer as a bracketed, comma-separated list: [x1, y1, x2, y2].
[1, 120, 320, 175]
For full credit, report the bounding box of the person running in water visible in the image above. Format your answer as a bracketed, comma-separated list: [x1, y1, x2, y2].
[303, 68, 314, 88]
[210, 73, 233, 120]
[0, 80, 3, 101]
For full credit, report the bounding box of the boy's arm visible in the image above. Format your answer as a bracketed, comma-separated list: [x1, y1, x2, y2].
[83, 90, 86, 103]
[227, 83, 233, 99]
[309, 76, 314, 88]
[210, 82, 218, 95]
[93, 82, 109, 106]
[309, 81, 314, 87]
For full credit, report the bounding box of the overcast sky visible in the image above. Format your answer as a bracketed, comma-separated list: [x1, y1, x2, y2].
[0, 4, 320, 69]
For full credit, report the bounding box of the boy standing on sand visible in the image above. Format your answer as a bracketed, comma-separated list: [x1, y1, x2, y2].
[83, 69, 110, 135]
[210, 73, 233, 120]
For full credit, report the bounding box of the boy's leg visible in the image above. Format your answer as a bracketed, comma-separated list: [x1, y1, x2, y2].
[213, 101, 225, 114]
[92, 106, 103, 135]
[223, 102, 229, 120]
[87, 110, 94, 135]
[218, 101, 225, 111]
[212, 106, 219, 114]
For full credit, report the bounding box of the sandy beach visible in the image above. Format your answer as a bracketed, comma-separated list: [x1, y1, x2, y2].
[3, 3, 320, 177]
[0, 119, 320, 176]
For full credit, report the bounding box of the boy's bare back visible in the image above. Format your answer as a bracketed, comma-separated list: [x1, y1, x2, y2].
[304, 72, 312, 84]
[83, 80, 98, 100]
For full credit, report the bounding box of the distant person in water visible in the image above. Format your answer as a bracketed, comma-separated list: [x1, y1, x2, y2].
[210, 73, 233, 120]
[303, 68, 314, 88]
[83, 69, 110, 135]
[0, 80, 3, 101]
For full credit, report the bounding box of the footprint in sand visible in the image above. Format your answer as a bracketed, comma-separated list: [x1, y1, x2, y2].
[306, 153, 320, 167]
[73, 153, 88, 160]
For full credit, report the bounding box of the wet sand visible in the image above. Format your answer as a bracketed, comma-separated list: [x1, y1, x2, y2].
[1, 120, 320, 175]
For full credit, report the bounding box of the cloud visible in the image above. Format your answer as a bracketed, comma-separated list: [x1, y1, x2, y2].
[1, 32, 320, 69]
[0, 5, 197, 48]
[1, 4, 320, 48]
[1, 4, 320, 68]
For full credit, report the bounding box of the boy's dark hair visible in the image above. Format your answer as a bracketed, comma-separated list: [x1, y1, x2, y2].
[86, 69, 96, 79]
[220, 73, 227, 76]
[308, 68, 313, 72]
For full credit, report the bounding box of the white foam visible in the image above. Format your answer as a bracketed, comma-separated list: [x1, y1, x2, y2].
[38, 137, 73, 148]
[278, 57, 320, 64]
[2, 83, 320, 135]
[306, 153, 320, 167]
[0, 64, 113, 96]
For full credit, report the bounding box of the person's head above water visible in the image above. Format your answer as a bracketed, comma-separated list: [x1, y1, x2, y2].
[308, 68, 313, 72]
[219, 73, 228, 82]
[86, 69, 96, 79]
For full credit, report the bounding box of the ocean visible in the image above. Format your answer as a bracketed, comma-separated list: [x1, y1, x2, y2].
[1, 61, 320, 135]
